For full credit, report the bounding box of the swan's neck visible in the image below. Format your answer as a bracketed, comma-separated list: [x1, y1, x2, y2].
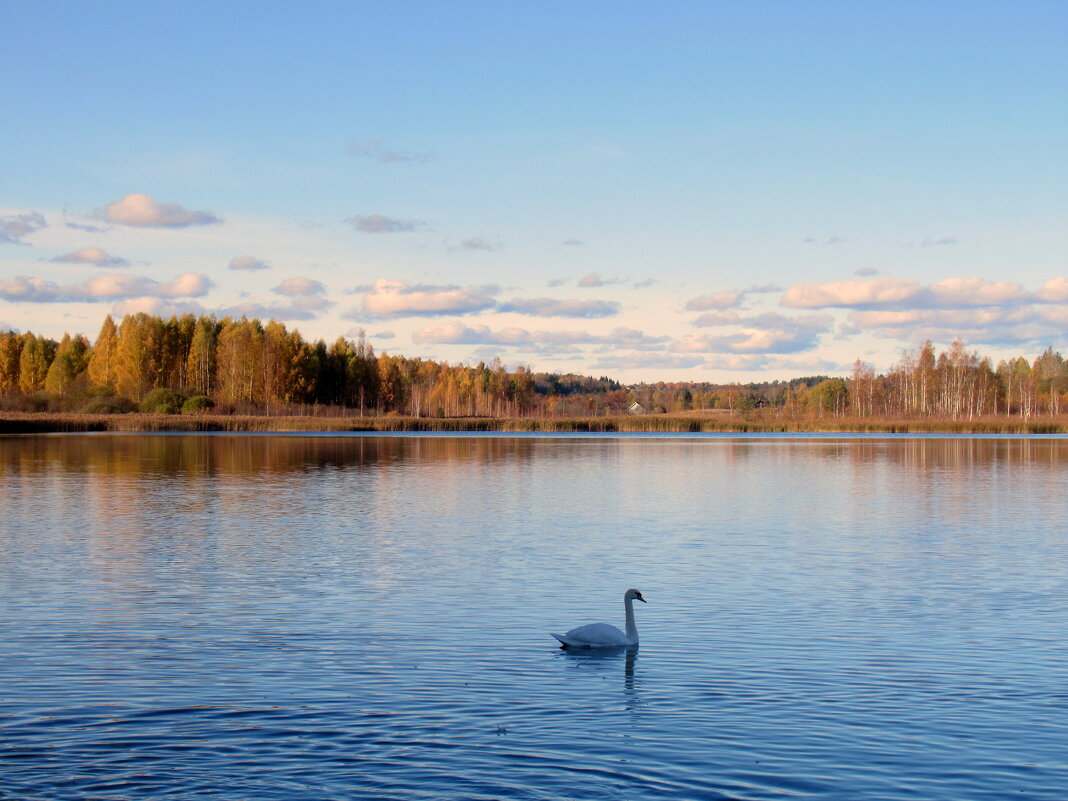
[624, 597, 638, 641]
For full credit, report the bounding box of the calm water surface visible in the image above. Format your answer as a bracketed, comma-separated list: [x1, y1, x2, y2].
[2, 434, 1067, 800]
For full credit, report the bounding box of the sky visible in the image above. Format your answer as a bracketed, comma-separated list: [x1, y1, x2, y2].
[2, 1, 1066, 383]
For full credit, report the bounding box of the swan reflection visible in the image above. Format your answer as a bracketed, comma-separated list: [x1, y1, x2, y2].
[556, 644, 641, 706]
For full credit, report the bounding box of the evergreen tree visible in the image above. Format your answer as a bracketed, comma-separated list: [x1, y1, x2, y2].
[349, 331, 378, 414]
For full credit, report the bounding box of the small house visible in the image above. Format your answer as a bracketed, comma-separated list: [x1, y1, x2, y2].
[628, 402, 646, 415]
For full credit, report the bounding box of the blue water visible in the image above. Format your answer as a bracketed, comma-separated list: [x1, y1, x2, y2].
[2, 434, 1067, 800]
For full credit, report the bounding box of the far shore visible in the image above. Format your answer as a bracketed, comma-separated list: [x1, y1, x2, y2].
[2, 411, 1066, 435]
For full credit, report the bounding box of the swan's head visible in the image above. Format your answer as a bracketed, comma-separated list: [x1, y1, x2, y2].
[625, 588, 647, 603]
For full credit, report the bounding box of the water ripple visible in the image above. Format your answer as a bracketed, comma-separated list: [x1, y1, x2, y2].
[3, 434, 1068, 799]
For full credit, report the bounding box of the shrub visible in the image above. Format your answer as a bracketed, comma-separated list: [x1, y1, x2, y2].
[139, 388, 185, 414]
[80, 395, 137, 414]
[181, 395, 215, 415]
[6, 391, 55, 413]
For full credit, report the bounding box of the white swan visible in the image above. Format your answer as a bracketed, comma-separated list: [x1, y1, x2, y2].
[551, 589, 646, 648]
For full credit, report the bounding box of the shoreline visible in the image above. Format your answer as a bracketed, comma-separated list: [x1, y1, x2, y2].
[1, 411, 1064, 435]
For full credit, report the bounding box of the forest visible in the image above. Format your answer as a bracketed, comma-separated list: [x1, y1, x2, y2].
[1, 312, 1067, 422]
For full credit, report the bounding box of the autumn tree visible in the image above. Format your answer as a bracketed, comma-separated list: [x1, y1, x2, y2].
[115, 313, 166, 400]
[1033, 346, 1065, 416]
[0, 331, 22, 396]
[186, 317, 218, 396]
[848, 360, 877, 417]
[807, 378, 849, 417]
[215, 318, 264, 408]
[44, 333, 90, 397]
[87, 314, 119, 392]
[260, 321, 312, 412]
[376, 354, 408, 413]
[516, 366, 536, 413]
[161, 315, 197, 390]
[18, 333, 55, 394]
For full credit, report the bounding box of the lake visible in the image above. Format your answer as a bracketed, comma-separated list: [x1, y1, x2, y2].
[2, 433, 1067, 800]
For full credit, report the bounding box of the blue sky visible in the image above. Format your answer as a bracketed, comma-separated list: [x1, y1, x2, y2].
[2, 1, 1066, 381]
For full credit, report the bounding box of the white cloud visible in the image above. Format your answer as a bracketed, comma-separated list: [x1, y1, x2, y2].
[771, 355, 846, 373]
[783, 275, 1064, 311]
[413, 322, 521, 346]
[158, 273, 213, 298]
[229, 255, 270, 271]
[853, 268, 879, 277]
[413, 322, 600, 349]
[578, 272, 624, 287]
[111, 298, 208, 318]
[1036, 277, 1068, 302]
[562, 238, 585, 246]
[50, 247, 129, 267]
[744, 283, 783, 294]
[84, 275, 159, 301]
[101, 193, 222, 228]
[834, 323, 863, 339]
[412, 322, 666, 353]
[65, 221, 108, 234]
[349, 278, 498, 319]
[214, 298, 327, 322]
[0, 321, 19, 333]
[591, 353, 706, 370]
[347, 139, 431, 163]
[926, 277, 1030, 307]
[702, 354, 845, 373]
[674, 312, 833, 354]
[782, 277, 921, 309]
[109, 295, 332, 324]
[497, 297, 620, 318]
[272, 277, 326, 297]
[692, 310, 742, 327]
[0, 272, 212, 303]
[602, 327, 671, 351]
[845, 305, 1068, 347]
[344, 214, 424, 233]
[456, 237, 500, 252]
[702, 354, 771, 371]
[0, 212, 47, 244]
[685, 290, 742, 311]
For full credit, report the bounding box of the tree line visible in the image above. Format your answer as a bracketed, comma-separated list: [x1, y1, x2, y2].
[0, 313, 619, 417]
[1, 313, 1065, 419]
[625, 340, 1066, 420]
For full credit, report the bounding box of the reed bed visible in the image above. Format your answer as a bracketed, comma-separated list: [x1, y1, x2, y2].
[2, 411, 1065, 435]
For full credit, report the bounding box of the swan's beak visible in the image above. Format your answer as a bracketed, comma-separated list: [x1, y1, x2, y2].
[637, 595, 647, 603]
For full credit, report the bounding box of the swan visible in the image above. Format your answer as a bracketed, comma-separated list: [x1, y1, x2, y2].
[551, 589, 646, 648]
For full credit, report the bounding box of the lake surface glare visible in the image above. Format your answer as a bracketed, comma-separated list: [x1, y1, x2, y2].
[2, 433, 1067, 800]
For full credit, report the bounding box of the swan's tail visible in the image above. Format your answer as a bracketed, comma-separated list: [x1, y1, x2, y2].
[550, 633, 570, 649]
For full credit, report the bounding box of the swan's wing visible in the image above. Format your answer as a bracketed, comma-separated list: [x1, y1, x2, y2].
[560, 622, 632, 647]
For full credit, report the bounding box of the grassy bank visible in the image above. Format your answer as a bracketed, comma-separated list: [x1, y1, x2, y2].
[1, 411, 1066, 435]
